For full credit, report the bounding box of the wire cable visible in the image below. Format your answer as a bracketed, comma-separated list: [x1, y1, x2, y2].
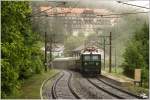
[97, 11, 149, 17]
[30, 0, 79, 19]
[117, 1, 150, 9]
[29, 7, 54, 18]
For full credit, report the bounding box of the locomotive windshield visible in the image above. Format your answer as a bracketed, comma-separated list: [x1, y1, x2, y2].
[92, 55, 99, 61]
[83, 55, 100, 61]
[84, 55, 90, 61]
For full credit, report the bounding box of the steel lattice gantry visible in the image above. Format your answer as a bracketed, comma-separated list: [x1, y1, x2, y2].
[46, 14, 114, 30]
[37, 7, 118, 31]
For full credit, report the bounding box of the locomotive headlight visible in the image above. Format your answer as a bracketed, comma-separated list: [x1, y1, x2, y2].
[96, 62, 99, 66]
[84, 62, 88, 65]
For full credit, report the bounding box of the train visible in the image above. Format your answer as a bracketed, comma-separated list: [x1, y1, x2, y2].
[75, 47, 101, 75]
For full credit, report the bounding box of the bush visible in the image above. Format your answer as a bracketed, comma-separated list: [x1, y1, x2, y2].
[34, 56, 43, 74]
[1, 1, 44, 97]
[1, 60, 20, 98]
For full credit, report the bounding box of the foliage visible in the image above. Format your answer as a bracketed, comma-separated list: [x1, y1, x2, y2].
[109, 13, 148, 65]
[31, 2, 66, 43]
[1, 1, 44, 98]
[122, 23, 149, 85]
[1, 60, 20, 98]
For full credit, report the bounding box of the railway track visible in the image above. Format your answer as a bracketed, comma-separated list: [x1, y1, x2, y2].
[51, 71, 81, 99]
[87, 77, 143, 99]
[41, 71, 60, 99]
[71, 71, 117, 99]
[42, 70, 144, 99]
[97, 77, 143, 99]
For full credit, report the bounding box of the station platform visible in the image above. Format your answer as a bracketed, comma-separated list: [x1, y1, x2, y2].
[52, 57, 76, 69]
[53, 57, 76, 61]
[101, 71, 134, 87]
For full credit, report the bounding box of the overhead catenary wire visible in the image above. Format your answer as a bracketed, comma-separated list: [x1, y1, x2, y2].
[30, 7, 54, 17]
[30, 10, 148, 32]
[117, 1, 150, 9]
[30, 1, 149, 32]
[31, 1, 80, 38]
[30, 0, 79, 18]
[30, 1, 70, 17]
[29, 0, 149, 20]
[31, 10, 149, 18]
[130, 3, 150, 12]
[97, 11, 149, 17]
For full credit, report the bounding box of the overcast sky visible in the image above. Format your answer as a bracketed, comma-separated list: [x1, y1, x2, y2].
[128, 1, 149, 7]
[125, 1, 149, 11]
[47, 0, 149, 10]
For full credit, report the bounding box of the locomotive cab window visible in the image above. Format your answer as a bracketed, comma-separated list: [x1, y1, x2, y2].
[92, 55, 99, 61]
[84, 55, 90, 61]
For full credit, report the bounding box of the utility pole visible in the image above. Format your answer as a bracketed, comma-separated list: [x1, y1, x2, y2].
[98, 35, 110, 70]
[103, 37, 106, 70]
[49, 34, 53, 68]
[109, 32, 112, 73]
[84, 40, 87, 49]
[115, 47, 117, 73]
[45, 32, 47, 72]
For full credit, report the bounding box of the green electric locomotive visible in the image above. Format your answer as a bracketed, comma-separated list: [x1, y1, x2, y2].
[80, 47, 101, 75]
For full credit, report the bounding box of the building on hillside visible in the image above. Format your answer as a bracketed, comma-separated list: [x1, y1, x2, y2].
[41, 44, 64, 57]
[52, 44, 64, 57]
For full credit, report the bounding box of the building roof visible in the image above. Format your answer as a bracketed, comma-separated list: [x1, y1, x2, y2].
[40, 7, 110, 15]
[52, 45, 64, 52]
[73, 45, 85, 52]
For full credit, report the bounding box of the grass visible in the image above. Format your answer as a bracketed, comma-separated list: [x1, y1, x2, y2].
[102, 66, 124, 77]
[125, 85, 149, 96]
[8, 69, 59, 99]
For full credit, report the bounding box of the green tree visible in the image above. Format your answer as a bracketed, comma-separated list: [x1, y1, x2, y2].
[1, 1, 44, 98]
[122, 23, 149, 87]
